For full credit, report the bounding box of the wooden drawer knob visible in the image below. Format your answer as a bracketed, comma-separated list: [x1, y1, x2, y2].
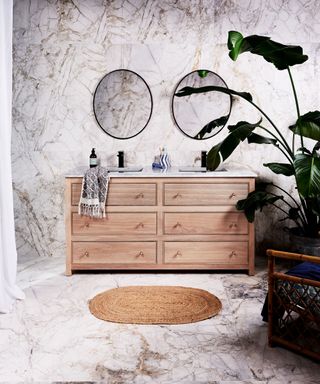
[135, 222, 145, 229]
[135, 192, 144, 199]
[173, 222, 182, 229]
[229, 223, 238, 228]
[80, 251, 89, 259]
[173, 193, 182, 199]
[136, 251, 144, 258]
[229, 192, 236, 199]
[229, 251, 237, 258]
[85, 222, 90, 228]
[173, 250, 182, 258]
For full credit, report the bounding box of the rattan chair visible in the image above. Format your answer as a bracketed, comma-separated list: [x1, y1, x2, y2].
[267, 249, 320, 361]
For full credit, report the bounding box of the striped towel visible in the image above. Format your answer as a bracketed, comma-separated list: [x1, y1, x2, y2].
[78, 166, 110, 218]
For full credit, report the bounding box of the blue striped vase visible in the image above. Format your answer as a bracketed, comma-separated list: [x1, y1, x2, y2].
[160, 152, 170, 170]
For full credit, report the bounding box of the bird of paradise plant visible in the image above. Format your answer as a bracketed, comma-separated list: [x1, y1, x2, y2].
[175, 31, 320, 238]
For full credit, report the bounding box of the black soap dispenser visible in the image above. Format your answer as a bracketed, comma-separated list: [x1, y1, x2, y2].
[89, 148, 98, 168]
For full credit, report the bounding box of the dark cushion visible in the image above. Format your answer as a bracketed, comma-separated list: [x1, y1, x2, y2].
[283, 261, 320, 281]
[261, 261, 320, 322]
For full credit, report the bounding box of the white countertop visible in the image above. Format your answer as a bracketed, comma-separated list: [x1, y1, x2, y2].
[65, 166, 257, 178]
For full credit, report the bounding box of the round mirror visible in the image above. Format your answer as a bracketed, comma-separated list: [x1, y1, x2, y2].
[172, 69, 232, 140]
[93, 69, 153, 139]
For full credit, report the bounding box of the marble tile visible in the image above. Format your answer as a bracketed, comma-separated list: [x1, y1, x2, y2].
[1, 257, 319, 383]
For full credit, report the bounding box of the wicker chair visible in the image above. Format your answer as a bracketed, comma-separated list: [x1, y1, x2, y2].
[267, 249, 320, 361]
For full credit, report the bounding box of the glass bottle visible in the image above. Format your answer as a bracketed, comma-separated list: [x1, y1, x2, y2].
[90, 148, 97, 168]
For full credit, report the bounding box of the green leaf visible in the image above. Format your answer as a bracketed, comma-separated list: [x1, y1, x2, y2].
[313, 141, 320, 156]
[264, 162, 295, 176]
[194, 115, 229, 139]
[289, 111, 320, 141]
[175, 85, 252, 102]
[227, 119, 262, 133]
[227, 31, 308, 70]
[236, 189, 283, 222]
[227, 31, 244, 58]
[206, 120, 262, 170]
[197, 70, 209, 78]
[247, 133, 277, 145]
[294, 153, 320, 198]
[308, 196, 320, 216]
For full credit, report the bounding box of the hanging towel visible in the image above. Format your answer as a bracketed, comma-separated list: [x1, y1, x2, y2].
[78, 166, 110, 218]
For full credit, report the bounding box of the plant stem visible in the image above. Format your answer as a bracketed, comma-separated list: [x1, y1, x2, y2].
[268, 191, 295, 210]
[271, 183, 300, 207]
[271, 203, 303, 229]
[287, 67, 303, 151]
[259, 125, 293, 164]
[267, 191, 306, 227]
[287, 67, 301, 117]
[277, 147, 294, 165]
[292, 132, 295, 154]
[271, 183, 308, 226]
[271, 203, 289, 216]
[248, 99, 294, 158]
[298, 194, 313, 230]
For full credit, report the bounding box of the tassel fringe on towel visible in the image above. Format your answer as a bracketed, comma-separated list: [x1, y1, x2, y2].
[78, 166, 110, 218]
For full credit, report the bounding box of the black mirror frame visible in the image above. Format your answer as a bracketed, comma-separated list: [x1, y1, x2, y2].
[93, 69, 153, 140]
[171, 69, 232, 140]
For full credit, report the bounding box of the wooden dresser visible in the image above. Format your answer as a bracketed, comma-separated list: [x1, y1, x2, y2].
[65, 170, 256, 275]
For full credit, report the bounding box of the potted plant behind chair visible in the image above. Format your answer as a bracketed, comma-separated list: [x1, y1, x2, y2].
[175, 31, 320, 255]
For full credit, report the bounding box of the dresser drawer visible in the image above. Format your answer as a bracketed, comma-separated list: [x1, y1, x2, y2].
[72, 241, 157, 264]
[164, 241, 248, 264]
[164, 212, 248, 235]
[164, 183, 248, 206]
[72, 212, 157, 235]
[71, 182, 157, 206]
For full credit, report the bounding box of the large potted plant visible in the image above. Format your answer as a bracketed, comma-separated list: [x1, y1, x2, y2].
[176, 31, 320, 255]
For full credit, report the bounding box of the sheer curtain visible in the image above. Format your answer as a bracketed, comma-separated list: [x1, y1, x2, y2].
[0, 0, 25, 313]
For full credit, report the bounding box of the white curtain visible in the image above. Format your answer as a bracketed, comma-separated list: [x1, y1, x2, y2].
[0, 0, 25, 313]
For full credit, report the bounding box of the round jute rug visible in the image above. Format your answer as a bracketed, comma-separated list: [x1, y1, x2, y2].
[88, 286, 222, 324]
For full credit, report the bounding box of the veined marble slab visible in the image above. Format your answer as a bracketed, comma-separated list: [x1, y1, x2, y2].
[1, 256, 319, 383]
[65, 166, 257, 178]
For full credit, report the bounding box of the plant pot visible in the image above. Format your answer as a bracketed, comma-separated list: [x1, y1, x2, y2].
[289, 228, 320, 256]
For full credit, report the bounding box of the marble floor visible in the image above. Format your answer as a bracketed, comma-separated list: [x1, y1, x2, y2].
[0, 257, 319, 384]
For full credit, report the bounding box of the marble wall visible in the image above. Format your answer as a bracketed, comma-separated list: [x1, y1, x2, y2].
[12, 0, 320, 261]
